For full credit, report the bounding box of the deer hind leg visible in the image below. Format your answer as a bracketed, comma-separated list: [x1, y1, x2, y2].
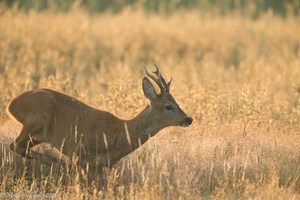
[27, 150, 63, 165]
[10, 121, 43, 158]
[10, 119, 69, 166]
[11, 131, 68, 165]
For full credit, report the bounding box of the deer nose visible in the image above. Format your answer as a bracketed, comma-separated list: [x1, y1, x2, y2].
[182, 116, 193, 127]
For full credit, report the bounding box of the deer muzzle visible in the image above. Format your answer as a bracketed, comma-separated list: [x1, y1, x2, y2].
[182, 116, 193, 127]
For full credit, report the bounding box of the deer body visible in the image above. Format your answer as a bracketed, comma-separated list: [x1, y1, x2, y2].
[8, 66, 193, 169]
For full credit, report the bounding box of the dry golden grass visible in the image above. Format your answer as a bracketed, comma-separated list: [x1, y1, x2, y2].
[0, 8, 300, 199]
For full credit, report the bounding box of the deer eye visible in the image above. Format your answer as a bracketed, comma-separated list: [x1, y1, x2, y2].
[164, 105, 173, 111]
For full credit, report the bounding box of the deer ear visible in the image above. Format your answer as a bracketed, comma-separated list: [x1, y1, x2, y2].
[142, 77, 157, 100]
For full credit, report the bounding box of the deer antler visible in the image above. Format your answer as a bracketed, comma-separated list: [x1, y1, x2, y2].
[144, 65, 172, 94]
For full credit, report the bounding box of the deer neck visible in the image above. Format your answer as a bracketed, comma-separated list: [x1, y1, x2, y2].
[126, 105, 164, 151]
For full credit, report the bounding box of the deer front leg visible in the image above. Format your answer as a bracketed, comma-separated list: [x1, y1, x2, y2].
[79, 153, 110, 183]
[80, 153, 112, 173]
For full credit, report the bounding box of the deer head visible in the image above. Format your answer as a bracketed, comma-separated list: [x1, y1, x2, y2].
[142, 65, 193, 127]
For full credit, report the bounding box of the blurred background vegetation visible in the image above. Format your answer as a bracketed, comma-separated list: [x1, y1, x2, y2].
[3, 0, 300, 17]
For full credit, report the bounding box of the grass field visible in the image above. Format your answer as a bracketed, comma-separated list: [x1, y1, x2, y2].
[0, 8, 300, 199]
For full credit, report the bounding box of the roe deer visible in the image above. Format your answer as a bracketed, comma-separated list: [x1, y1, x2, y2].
[8, 66, 193, 170]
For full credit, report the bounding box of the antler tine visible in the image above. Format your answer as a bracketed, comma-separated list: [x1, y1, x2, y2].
[153, 64, 161, 76]
[166, 78, 172, 93]
[154, 64, 171, 94]
[144, 65, 165, 94]
[154, 64, 164, 85]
